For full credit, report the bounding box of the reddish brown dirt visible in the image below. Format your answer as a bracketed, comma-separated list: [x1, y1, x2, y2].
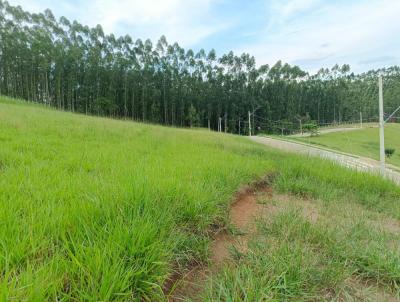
[166, 184, 271, 301]
[231, 190, 262, 228]
[210, 232, 235, 267]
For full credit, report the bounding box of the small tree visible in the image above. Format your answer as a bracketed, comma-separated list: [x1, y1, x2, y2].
[303, 121, 319, 136]
[294, 113, 310, 134]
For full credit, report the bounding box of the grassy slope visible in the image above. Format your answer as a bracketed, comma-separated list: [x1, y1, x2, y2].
[293, 124, 400, 167]
[205, 199, 400, 301]
[204, 156, 400, 301]
[1, 97, 400, 301]
[0, 97, 274, 301]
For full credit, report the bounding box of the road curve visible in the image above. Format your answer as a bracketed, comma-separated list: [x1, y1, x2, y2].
[250, 136, 400, 185]
[289, 123, 378, 138]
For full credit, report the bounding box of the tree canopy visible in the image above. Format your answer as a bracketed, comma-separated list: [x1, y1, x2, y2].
[0, 1, 399, 134]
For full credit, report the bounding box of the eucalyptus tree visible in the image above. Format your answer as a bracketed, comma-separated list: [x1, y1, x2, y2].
[1, 0, 399, 133]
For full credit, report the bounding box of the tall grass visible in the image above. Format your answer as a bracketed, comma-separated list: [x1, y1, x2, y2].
[205, 208, 400, 301]
[0, 97, 274, 300]
[203, 151, 400, 301]
[1, 97, 399, 301]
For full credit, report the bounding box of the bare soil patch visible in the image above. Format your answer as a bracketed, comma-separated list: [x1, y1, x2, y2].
[165, 185, 399, 302]
[166, 183, 272, 301]
[166, 187, 324, 301]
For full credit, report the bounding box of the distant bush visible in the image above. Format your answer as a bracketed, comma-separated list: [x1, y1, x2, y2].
[385, 148, 395, 158]
[303, 122, 319, 136]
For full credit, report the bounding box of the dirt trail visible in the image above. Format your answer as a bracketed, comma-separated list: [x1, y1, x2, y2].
[165, 181, 400, 301]
[166, 184, 272, 301]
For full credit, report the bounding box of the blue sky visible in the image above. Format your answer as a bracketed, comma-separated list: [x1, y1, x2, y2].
[9, 0, 400, 73]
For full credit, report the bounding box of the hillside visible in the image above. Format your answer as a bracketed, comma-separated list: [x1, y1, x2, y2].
[0, 97, 274, 300]
[1, 97, 400, 301]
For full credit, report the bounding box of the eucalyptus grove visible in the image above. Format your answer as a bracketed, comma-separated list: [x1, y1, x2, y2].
[0, 1, 399, 133]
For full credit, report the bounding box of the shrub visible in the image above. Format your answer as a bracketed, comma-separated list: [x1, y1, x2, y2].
[385, 148, 395, 158]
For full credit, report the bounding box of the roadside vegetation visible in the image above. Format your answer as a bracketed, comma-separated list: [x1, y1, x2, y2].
[292, 124, 400, 168]
[1, 97, 400, 301]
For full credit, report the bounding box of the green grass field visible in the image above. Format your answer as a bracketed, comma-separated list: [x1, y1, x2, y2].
[293, 124, 400, 168]
[1, 97, 400, 301]
[0, 97, 275, 300]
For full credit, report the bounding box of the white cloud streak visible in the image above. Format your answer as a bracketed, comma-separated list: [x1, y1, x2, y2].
[240, 0, 400, 72]
[9, 0, 228, 47]
[84, 0, 223, 45]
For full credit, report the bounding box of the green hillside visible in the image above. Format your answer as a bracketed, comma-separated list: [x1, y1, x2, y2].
[0, 97, 274, 300]
[1, 97, 399, 301]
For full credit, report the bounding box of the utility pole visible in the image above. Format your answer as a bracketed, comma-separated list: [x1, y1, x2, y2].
[248, 111, 251, 136]
[378, 75, 385, 175]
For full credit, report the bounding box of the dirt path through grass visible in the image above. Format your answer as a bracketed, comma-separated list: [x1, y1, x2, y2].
[251, 136, 400, 185]
[166, 183, 272, 301]
[168, 185, 400, 301]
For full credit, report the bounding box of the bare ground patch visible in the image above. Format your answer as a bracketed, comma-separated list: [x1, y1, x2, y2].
[259, 192, 321, 224]
[165, 183, 273, 301]
[166, 187, 323, 301]
[165, 184, 399, 302]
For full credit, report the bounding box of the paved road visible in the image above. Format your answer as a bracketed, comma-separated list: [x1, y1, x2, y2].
[290, 124, 378, 138]
[250, 136, 400, 185]
[290, 127, 363, 138]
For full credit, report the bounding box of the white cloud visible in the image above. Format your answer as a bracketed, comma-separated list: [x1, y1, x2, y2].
[8, 0, 228, 47]
[271, 0, 320, 20]
[240, 0, 400, 72]
[84, 0, 227, 46]
[8, 0, 77, 18]
[7, 0, 45, 12]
